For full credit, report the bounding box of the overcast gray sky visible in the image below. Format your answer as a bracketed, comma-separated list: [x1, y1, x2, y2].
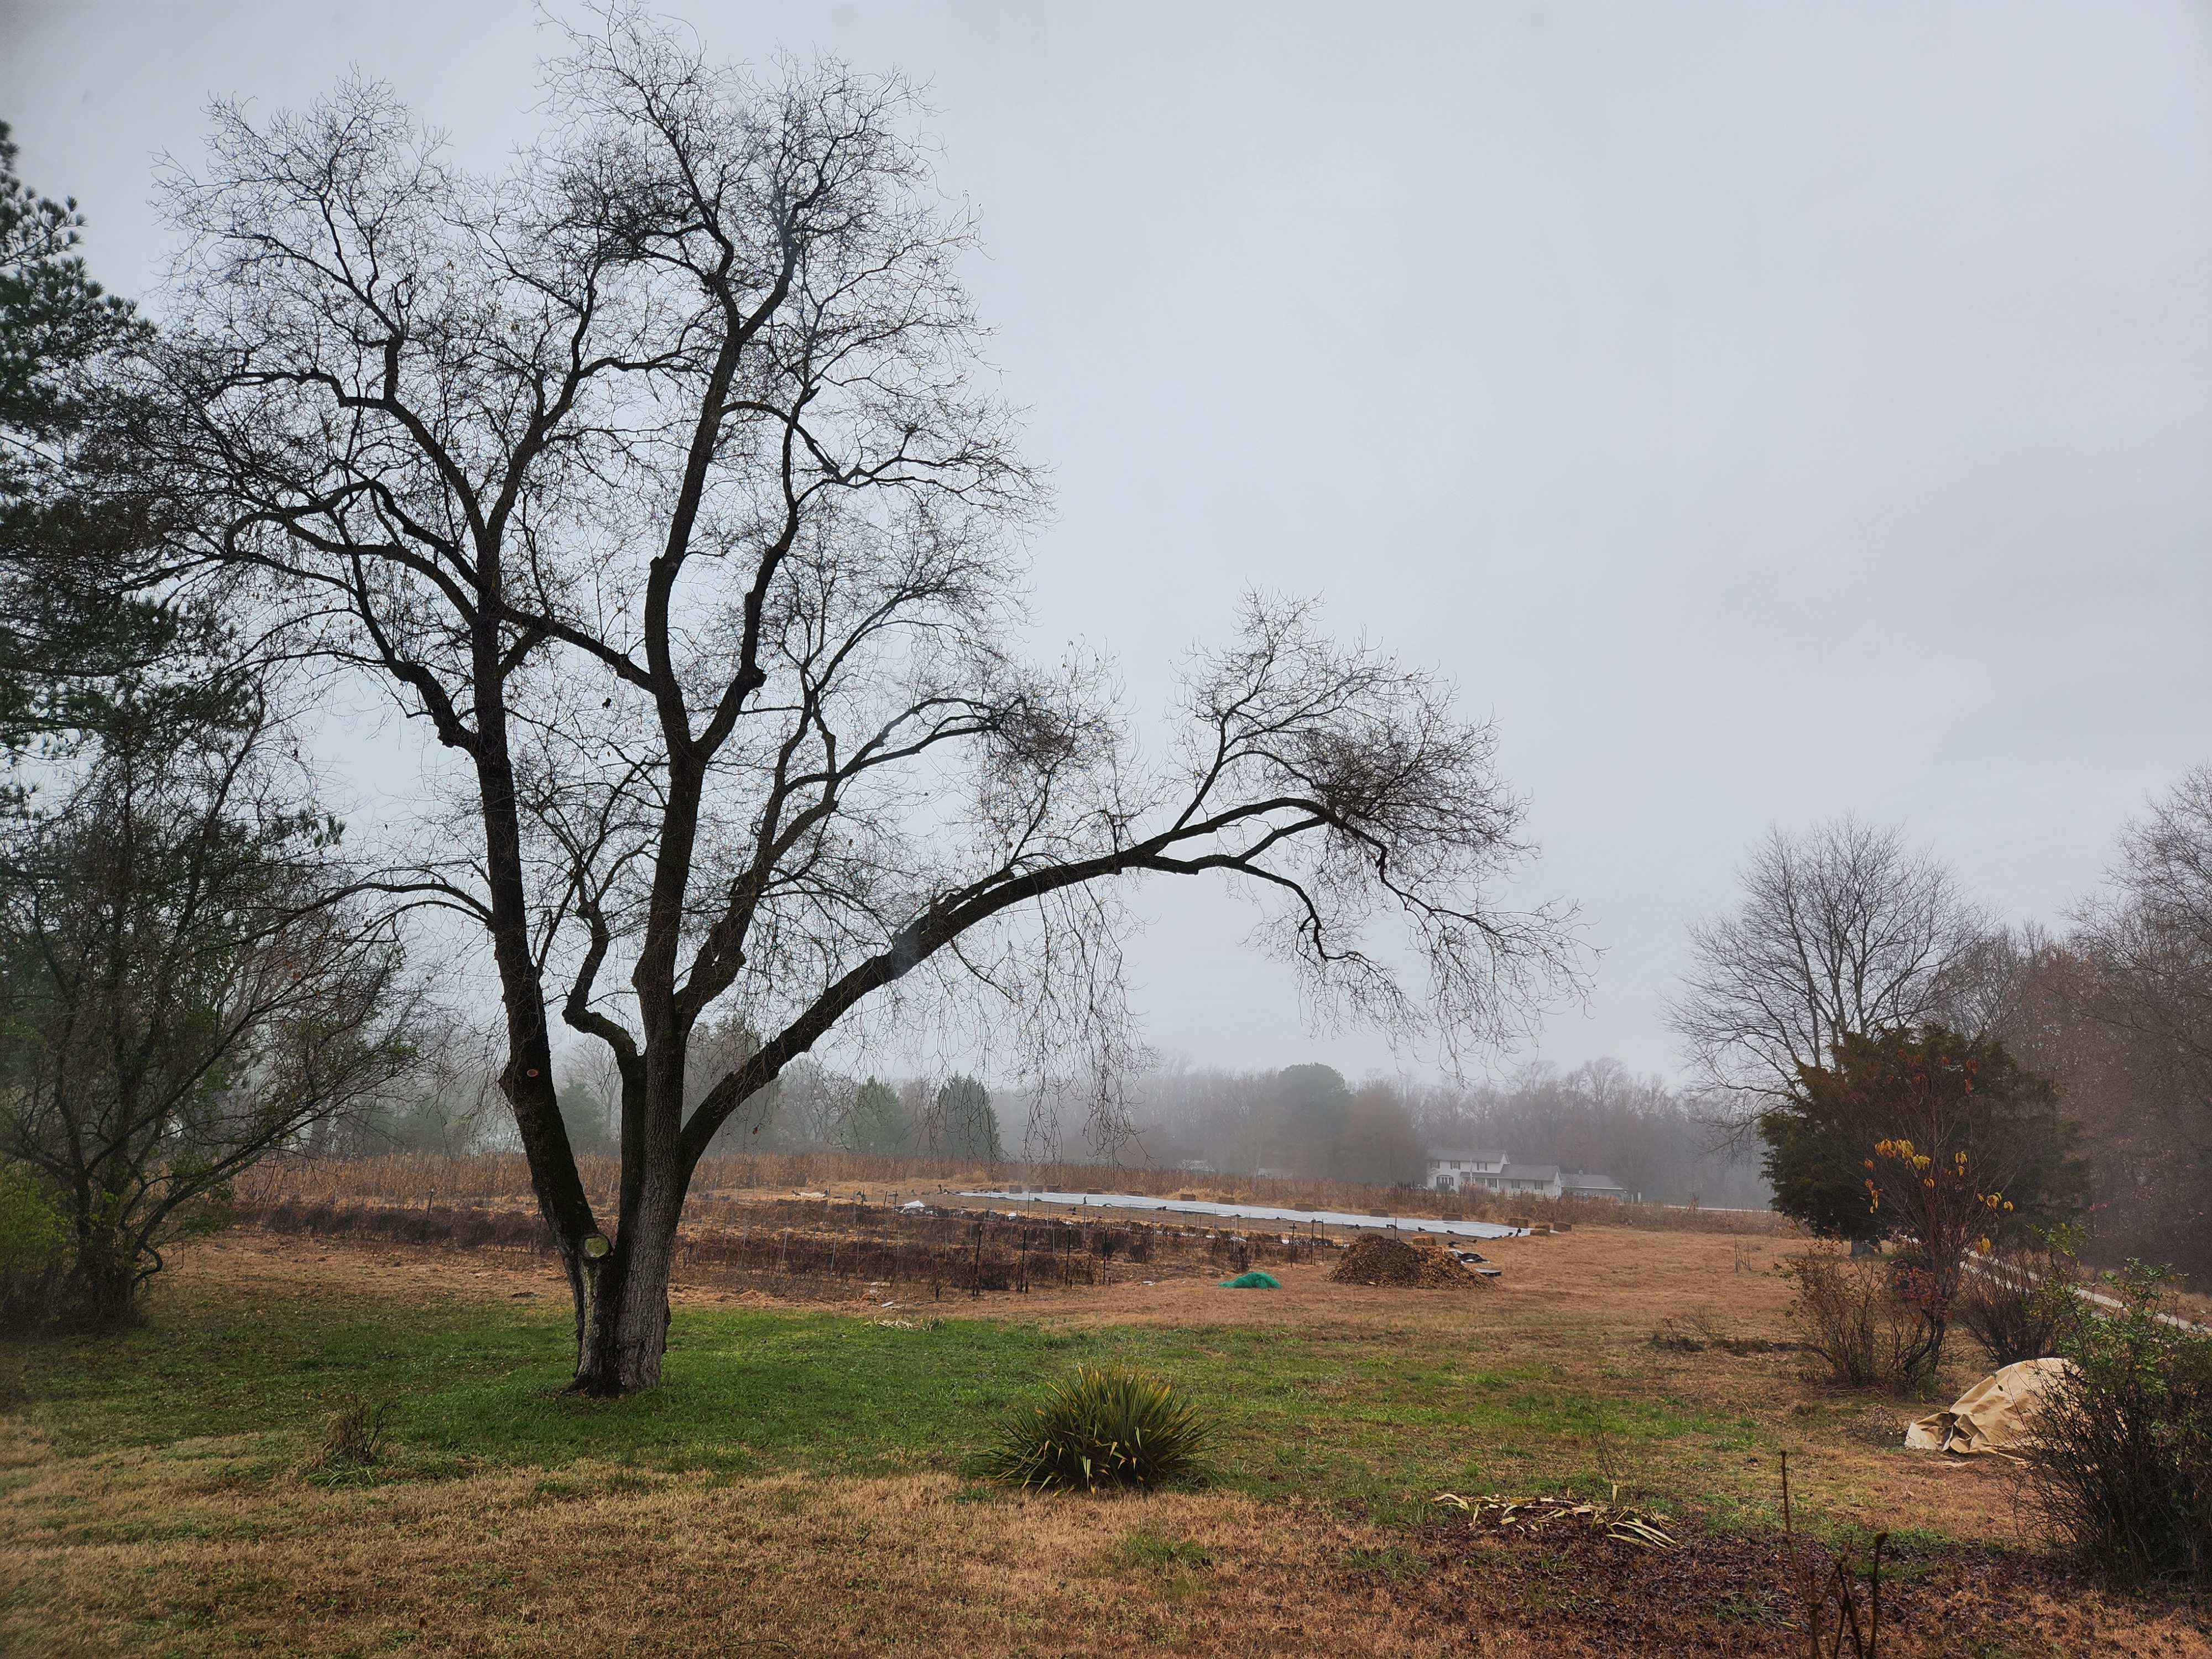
[5, 1, 2208, 1087]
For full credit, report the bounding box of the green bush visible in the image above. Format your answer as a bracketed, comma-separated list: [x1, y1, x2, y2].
[979, 1364, 1209, 1492]
[2028, 1262, 2212, 1581]
[0, 1166, 69, 1332]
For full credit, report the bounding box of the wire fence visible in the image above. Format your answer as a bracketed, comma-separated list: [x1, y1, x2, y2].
[234, 1188, 1328, 1301]
[235, 1151, 1784, 1235]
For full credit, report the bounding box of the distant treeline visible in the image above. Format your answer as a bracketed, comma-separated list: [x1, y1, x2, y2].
[316, 1037, 1010, 1168]
[315, 1048, 1767, 1209]
[1120, 1058, 1768, 1208]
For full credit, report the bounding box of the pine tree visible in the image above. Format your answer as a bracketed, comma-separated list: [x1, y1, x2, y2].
[0, 120, 216, 750]
[842, 1078, 907, 1155]
[931, 1077, 1003, 1162]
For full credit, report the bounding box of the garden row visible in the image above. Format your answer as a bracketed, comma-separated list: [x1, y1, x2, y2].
[237, 1194, 1331, 1298]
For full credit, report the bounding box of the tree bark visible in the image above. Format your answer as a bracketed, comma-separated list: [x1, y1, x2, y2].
[566, 1160, 683, 1394]
[67, 1251, 142, 1331]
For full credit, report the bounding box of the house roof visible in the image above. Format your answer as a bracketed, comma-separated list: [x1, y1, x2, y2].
[1498, 1164, 1561, 1183]
[1426, 1147, 1507, 1163]
[1561, 1171, 1626, 1193]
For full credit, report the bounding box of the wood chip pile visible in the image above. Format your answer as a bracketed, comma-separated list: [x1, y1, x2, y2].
[1329, 1234, 1488, 1289]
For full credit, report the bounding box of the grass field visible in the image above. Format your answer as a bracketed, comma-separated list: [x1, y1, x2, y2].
[5, 1222, 2206, 1656]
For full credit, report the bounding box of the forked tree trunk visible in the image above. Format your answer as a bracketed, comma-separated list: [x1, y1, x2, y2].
[564, 1123, 688, 1395]
[568, 1244, 672, 1394]
[474, 724, 676, 1392]
[568, 1230, 679, 1394]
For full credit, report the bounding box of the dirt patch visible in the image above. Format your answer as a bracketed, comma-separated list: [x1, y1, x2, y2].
[1846, 1404, 1912, 1448]
[1370, 1502, 2212, 1657]
[1329, 1234, 1483, 1290]
[1651, 1316, 1799, 1356]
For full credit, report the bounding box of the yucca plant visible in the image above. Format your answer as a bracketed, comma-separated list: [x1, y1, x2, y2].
[980, 1364, 1209, 1491]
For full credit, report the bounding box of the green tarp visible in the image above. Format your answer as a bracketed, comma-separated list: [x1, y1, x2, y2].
[1217, 1270, 1281, 1288]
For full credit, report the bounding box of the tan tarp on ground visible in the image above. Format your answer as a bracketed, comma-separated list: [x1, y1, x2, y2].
[1904, 1357, 2075, 1456]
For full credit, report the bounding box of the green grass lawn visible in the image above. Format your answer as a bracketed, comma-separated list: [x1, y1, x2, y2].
[12, 1271, 2192, 1659]
[11, 1277, 1750, 1512]
[10, 1251, 2077, 1659]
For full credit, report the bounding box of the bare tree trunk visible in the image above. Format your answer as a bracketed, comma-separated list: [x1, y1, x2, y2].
[67, 1233, 142, 1331]
[567, 1149, 684, 1394]
[474, 738, 619, 1388]
[160, 27, 1587, 1398]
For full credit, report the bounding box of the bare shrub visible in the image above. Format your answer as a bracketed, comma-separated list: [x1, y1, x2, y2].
[1957, 1229, 2079, 1368]
[2028, 1264, 2212, 1582]
[1782, 1249, 1940, 1392]
[1781, 1450, 1890, 1657]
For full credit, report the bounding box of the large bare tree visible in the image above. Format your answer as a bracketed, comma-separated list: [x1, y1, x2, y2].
[2077, 764, 2212, 1080]
[1666, 817, 1996, 1117]
[147, 14, 1581, 1391]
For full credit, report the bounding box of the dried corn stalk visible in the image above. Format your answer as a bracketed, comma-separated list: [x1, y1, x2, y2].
[1433, 1488, 1677, 1550]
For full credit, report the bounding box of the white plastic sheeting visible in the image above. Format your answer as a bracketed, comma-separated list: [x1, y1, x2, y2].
[954, 1190, 1521, 1239]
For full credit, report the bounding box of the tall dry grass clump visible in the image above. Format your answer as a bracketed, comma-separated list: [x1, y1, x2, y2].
[300, 1392, 393, 1477]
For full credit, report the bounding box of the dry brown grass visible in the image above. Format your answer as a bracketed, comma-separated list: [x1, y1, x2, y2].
[150, 1222, 2033, 1541]
[7, 1431, 2207, 1657]
[15, 1219, 2208, 1655]
[0, 1452, 1451, 1658]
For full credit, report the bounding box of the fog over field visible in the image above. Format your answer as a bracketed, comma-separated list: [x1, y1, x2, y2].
[13, 14, 2212, 1636]
[3, 1, 2205, 1086]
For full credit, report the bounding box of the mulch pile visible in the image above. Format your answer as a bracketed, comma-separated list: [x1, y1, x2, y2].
[1330, 1234, 1485, 1289]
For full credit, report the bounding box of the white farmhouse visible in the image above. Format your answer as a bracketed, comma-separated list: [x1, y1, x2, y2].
[1424, 1147, 1506, 1190]
[1487, 1163, 1562, 1199]
[1427, 1149, 1629, 1202]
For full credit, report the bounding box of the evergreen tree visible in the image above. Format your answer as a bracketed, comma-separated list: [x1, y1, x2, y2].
[1760, 1024, 2088, 1250]
[1262, 1063, 1353, 1176]
[842, 1077, 907, 1155]
[1339, 1082, 1427, 1187]
[930, 1076, 1002, 1162]
[0, 121, 210, 750]
[557, 1083, 617, 1157]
